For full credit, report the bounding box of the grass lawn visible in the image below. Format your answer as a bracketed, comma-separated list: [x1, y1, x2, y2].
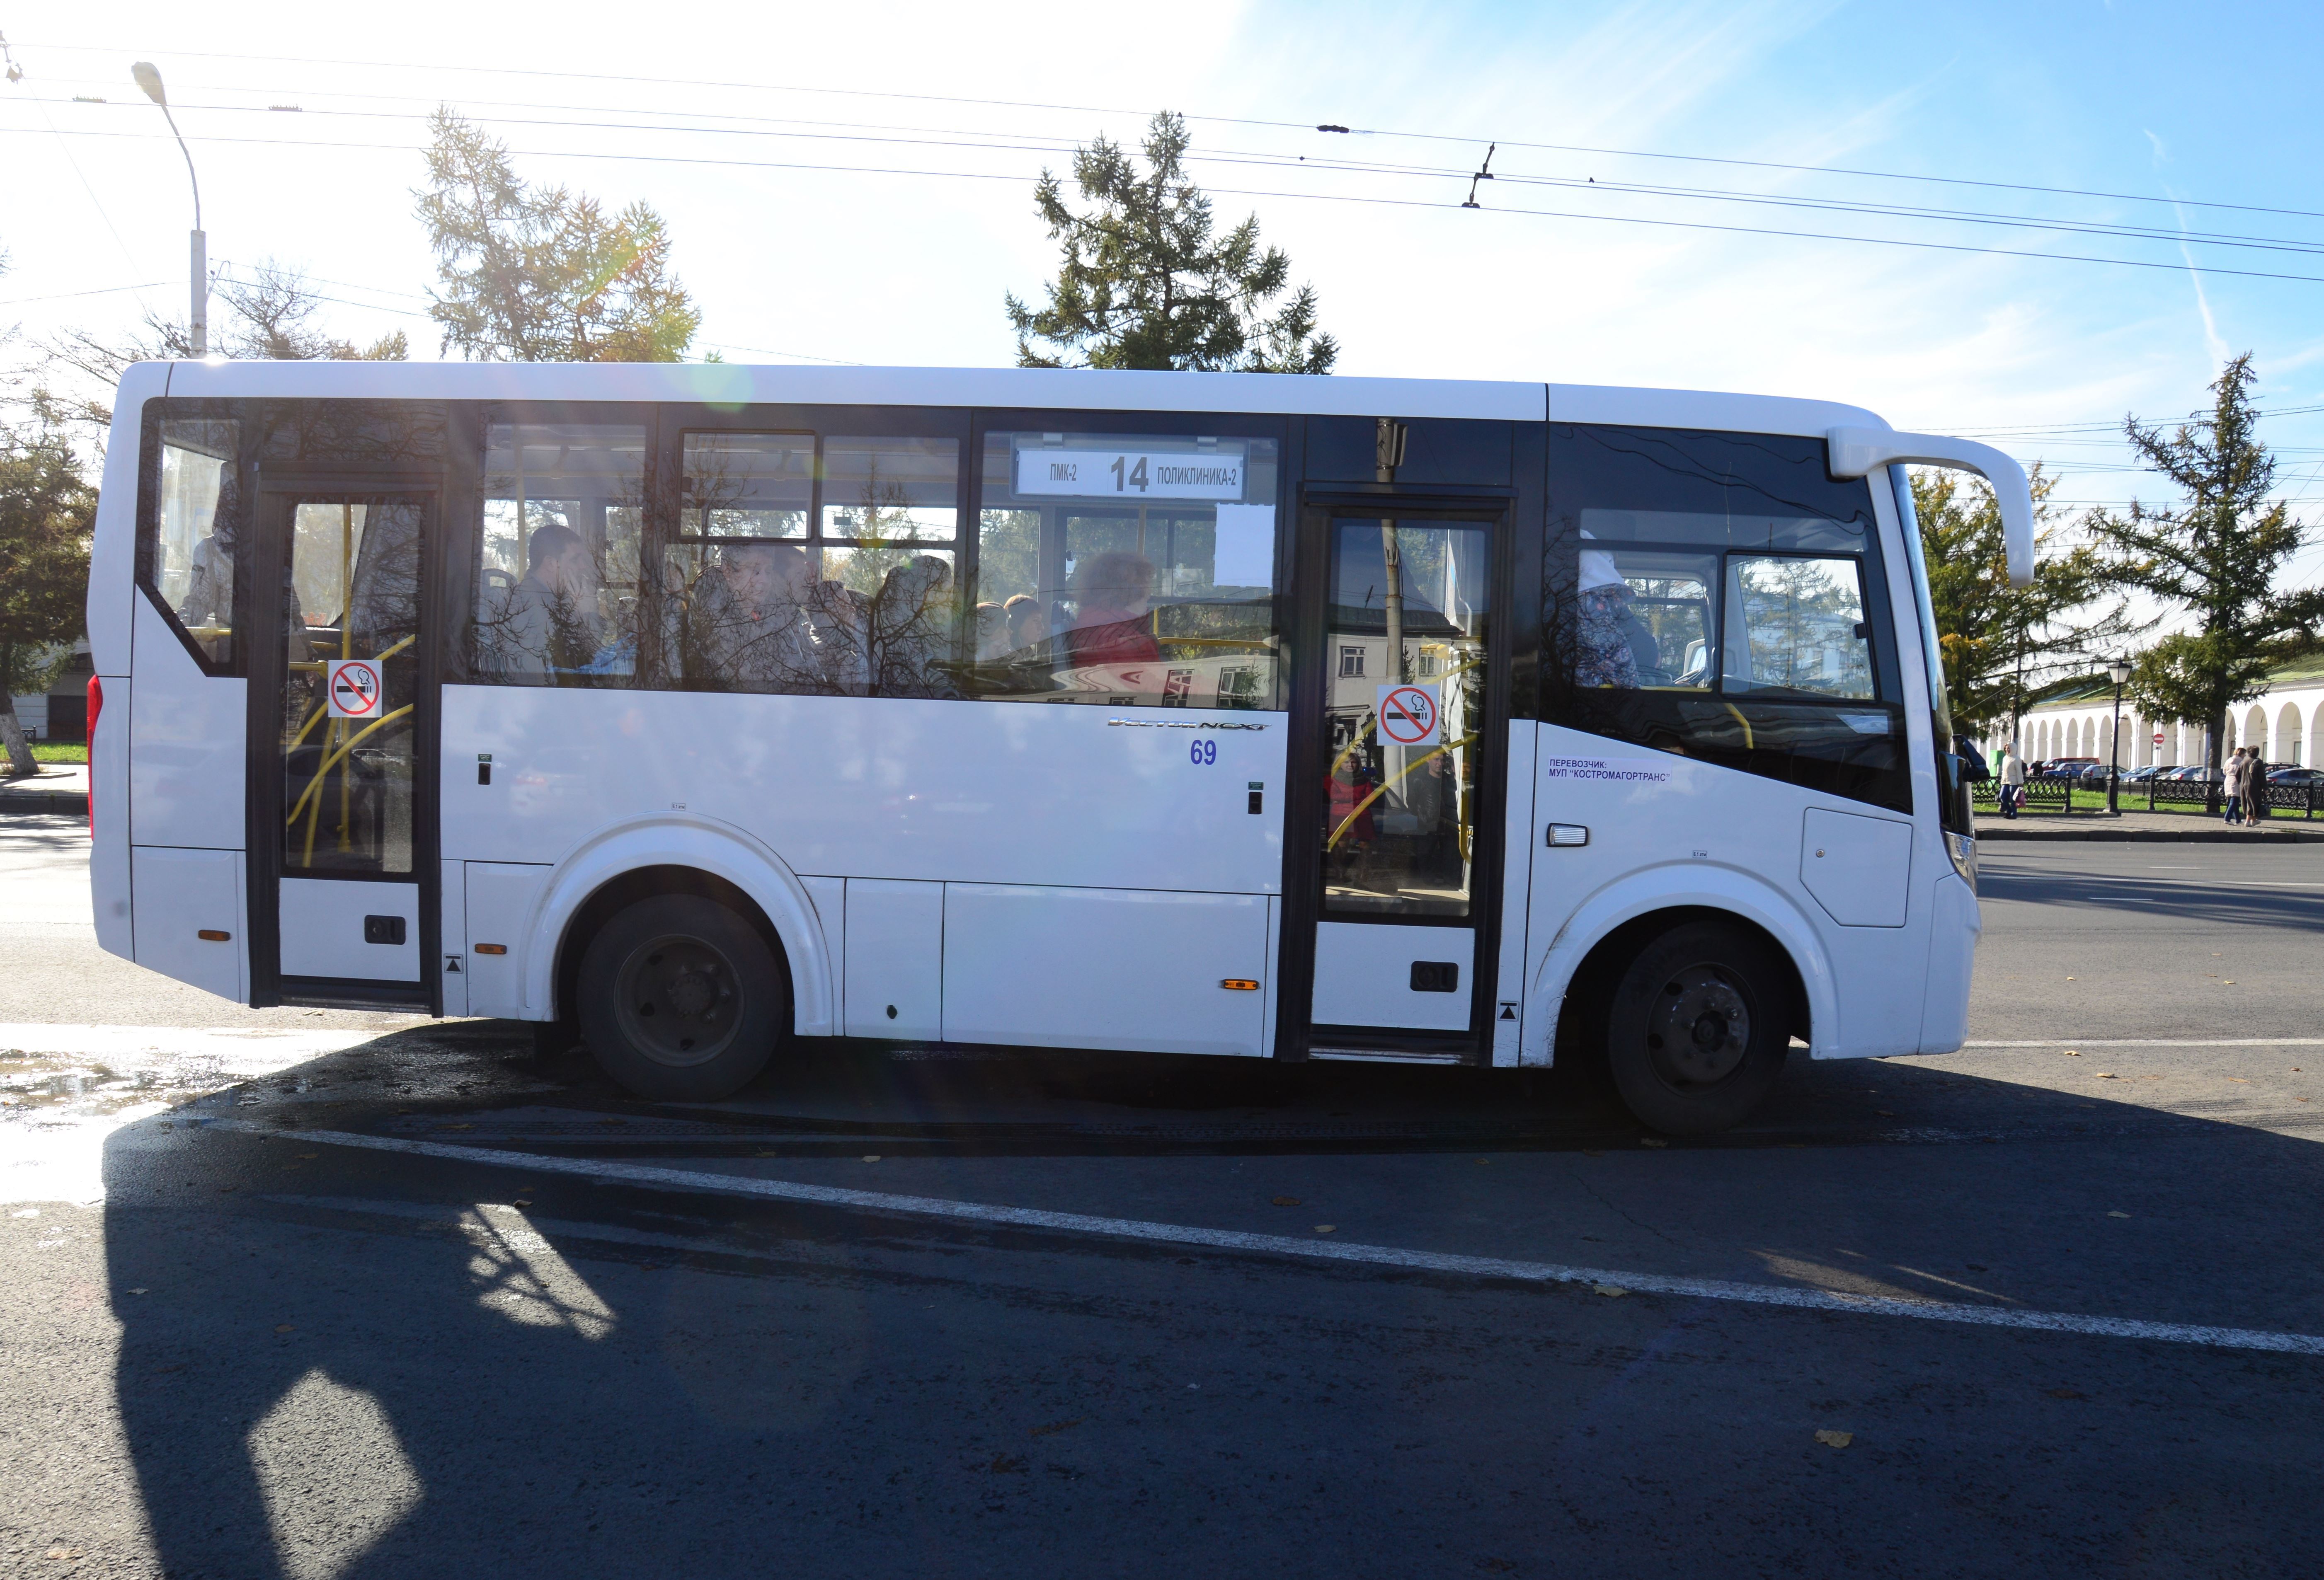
[28, 742, 86, 764]
[1974, 784, 2322, 819]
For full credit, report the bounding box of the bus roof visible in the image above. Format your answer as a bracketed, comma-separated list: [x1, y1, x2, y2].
[141, 360, 1893, 440]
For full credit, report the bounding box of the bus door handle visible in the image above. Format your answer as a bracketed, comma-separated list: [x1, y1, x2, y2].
[1546, 824, 1589, 847]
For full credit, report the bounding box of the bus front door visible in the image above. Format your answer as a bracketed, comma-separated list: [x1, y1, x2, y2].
[248, 492, 438, 1007]
[1292, 505, 1509, 1060]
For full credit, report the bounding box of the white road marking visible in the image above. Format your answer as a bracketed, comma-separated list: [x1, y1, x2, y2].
[217, 1120, 2324, 1357]
[0, 1023, 400, 1065]
[1963, 1038, 2324, 1048]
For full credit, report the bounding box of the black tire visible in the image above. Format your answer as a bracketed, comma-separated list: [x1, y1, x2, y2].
[576, 894, 785, 1102]
[1604, 922, 1790, 1135]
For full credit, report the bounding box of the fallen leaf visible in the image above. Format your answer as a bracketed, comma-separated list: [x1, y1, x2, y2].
[1878, 1110, 1895, 1116]
[2063, 1050, 2081, 1057]
[861, 1155, 881, 1163]
[1476, 1157, 1491, 1165]
[127, 1288, 147, 1296]
[1581, 1149, 1603, 1157]
[438, 1123, 474, 1130]
[985, 1452, 1028, 1474]
[1272, 1195, 1301, 1206]
[296, 1152, 317, 1159]
[1029, 1418, 1083, 1437]
[2227, 1077, 2249, 1083]
[274, 1323, 295, 1333]
[2066, 977, 2077, 981]
[2046, 1387, 2087, 1400]
[44, 1547, 82, 1561]
[2096, 1073, 2118, 1079]
[1640, 1138, 1669, 1149]
[1314, 1224, 1336, 1234]
[1592, 1283, 1628, 1298]
[1478, 1562, 1517, 1574]
[1813, 1430, 1853, 1449]
[2108, 1211, 2131, 1219]
[2224, 980, 2236, 985]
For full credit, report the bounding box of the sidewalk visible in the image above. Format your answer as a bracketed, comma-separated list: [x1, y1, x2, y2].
[0, 762, 88, 816]
[1976, 805, 2324, 842]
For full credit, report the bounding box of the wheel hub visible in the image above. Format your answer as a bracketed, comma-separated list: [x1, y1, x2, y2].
[616, 935, 740, 1068]
[1643, 968, 1751, 1086]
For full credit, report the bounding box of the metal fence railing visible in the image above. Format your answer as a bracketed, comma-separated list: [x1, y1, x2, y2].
[1971, 774, 2324, 818]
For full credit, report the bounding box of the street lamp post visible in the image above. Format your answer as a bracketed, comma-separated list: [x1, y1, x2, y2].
[2106, 657, 2133, 815]
[131, 61, 205, 356]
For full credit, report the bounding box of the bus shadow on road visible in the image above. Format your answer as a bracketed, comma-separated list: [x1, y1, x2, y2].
[92, 1035, 2324, 1577]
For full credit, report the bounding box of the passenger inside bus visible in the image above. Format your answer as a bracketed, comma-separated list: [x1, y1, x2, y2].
[681, 540, 861, 694]
[1574, 547, 1648, 689]
[870, 554, 960, 698]
[475, 523, 616, 681]
[1003, 593, 1046, 654]
[1064, 551, 1161, 667]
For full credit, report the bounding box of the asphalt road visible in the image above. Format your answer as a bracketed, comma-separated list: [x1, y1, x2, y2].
[5, 817, 2323, 1577]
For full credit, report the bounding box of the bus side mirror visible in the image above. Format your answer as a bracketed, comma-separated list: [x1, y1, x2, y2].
[1827, 427, 2034, 589]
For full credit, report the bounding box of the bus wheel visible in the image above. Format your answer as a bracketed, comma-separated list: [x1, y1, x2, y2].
[577, 895, 784, 1102]
[1604, 922, 1788, 1135]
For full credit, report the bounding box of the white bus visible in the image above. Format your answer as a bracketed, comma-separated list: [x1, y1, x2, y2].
[86, 362, 2032, 1133]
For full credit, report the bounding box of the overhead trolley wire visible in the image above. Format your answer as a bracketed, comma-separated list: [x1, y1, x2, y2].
[15, 122, 2324, 288]
[21, 93, 2324, 263]
[15, 38, 2324, 223]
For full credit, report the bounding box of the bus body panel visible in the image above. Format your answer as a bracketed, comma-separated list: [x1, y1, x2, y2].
[460, 861, 551, 1019]
[91, 676, 133, 962]
[518, 812, 841, 1033]
[1920, 875, 1980, 1053]
[153, 359, 1551, 423]
[441, 688, 1288, 896]
[87, 367, 167, 680]
[943, 884, 1271, 1056]
[439, 859, 470, 1017]
[1546, 382, 1886, 440]
[129, 844, 245, 1002]
[127, 591, 247, 852]
[1492, 721, 1541, 1067]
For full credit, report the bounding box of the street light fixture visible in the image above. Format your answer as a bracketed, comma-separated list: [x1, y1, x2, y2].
[131, 60, 206, 356]
[2105, 656, 2133, 815]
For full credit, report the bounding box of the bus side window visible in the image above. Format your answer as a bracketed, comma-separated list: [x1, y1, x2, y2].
[147, 419, 241, 671]
[473, 422, 646, 687]
[969, 430, 1281, 710]
[1542, 424, 1910, 814]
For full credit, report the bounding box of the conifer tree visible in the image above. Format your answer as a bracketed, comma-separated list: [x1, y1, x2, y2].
[1006, 112, 1337, 374]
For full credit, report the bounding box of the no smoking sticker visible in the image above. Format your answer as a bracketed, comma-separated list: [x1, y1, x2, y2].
[1376, 684, 1440, 745]
[327, 658, 383, 719]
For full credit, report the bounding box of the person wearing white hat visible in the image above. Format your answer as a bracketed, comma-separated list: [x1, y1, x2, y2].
[1574, 545, 1643, 689]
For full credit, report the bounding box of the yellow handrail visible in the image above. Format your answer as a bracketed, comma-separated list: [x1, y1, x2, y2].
[282, 634, 417, 756]
[1327, 733, 1478, 851]
[284, 704, 413, 832]
[1323, 653, 1485, 786]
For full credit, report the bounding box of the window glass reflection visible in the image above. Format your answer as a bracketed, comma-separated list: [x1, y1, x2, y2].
[684, 433, 809, 538]
[474, 423, 645, 685]
[972, 432, 1279, 709]
[156, 419, 239, 667]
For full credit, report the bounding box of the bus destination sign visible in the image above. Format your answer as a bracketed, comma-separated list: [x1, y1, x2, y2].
[1015, 444, 1246, 501]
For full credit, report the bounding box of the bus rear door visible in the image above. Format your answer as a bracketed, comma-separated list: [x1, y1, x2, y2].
[246, 489, 440, 1008]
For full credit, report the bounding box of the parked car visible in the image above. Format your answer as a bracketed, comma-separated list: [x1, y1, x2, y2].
[2267, 767, 2323, 786]
[2122, 764, 2166, 784]
[2040, 757, 2099, 780]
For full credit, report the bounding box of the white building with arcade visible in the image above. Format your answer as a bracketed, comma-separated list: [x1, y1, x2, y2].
[1990, 656, 2324, 769]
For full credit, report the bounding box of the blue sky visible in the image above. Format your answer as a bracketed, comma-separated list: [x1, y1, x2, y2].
[6, 0, 2323, 578]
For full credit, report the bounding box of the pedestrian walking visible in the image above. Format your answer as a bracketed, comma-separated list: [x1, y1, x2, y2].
[1999, 743, 2026, 819]
[2222, 747, 2246, 825]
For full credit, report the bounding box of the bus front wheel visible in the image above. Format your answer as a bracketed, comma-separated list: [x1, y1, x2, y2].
[1604, 922, 1789, 1135]
[577, 894, 785, 1102]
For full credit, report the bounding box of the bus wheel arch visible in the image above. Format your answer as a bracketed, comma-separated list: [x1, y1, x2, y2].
[526, 817, 838, 1040]
[1556, 905, 1811, 1068]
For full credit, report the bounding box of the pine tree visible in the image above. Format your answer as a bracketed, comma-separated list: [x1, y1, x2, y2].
[1006, 112, 1337, 374]
[415, 108, 701, 363]
[2089, 354, 2324, 801]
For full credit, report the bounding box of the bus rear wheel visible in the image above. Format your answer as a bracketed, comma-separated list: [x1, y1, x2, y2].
[577, 894, 785, 1102]
[1604, 922, 1788, 1135]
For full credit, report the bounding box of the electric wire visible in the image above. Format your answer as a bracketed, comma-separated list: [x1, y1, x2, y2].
[15, 123, 2324, 288]
[15, 37, 2321, 221]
